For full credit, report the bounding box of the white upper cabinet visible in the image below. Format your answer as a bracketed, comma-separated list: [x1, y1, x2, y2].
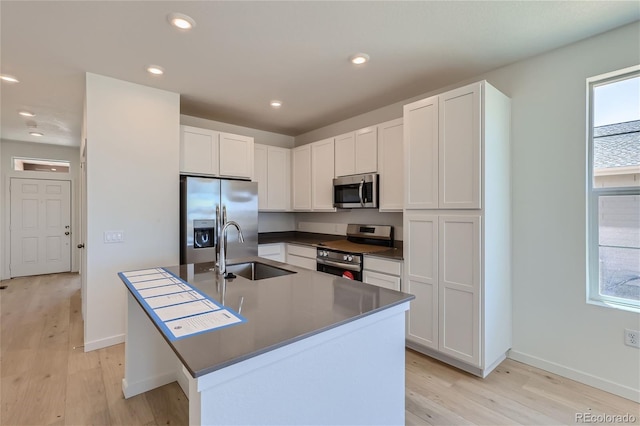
[292, 145, 312, 211]
[404, 82, 481, 210]
[404, 96, 439, 209]
[255, 144, 291, 211]
[254, 144, 268, 209]
[180, 125, 254, 180]
[311, 138, 336, 211]
[219, 132, 254, 179]
[439, 84, 481, 209]
[377, 118, 403, 211]
[354, 126, 377, 174]
[180, 126, 219, 176]
[292, 138, 336, 212]
[334, 132, 355, 177]
[267, 146, 291, 211]
[334, 127, 377, 177]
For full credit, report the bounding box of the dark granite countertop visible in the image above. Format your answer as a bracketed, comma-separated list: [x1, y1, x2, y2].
[129, 258, 413, 378]
[258, 231, 404, 260]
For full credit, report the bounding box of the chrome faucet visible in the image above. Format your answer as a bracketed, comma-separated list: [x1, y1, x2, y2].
[219, 220, 244, 276]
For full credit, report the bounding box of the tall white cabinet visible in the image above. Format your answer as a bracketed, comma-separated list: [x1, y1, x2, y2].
[403, 81, 512, 377]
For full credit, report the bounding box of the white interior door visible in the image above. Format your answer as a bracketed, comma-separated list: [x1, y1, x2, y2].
[10, 178, 71, 277]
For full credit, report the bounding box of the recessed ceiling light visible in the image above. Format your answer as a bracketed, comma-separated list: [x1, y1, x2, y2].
[146, 65, 165, 75]
[19, 110, 36, 117]
[270, 100, 283, 108]
[168, 13, 196, 30]
[29, 131, 44, 137]
[0, 74, 19, 83]
[350, 53, 370, 65]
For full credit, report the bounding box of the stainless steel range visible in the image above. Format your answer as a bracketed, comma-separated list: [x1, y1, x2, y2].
[316, 224, 394, 281]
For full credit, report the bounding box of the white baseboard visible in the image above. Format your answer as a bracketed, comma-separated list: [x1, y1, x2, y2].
[83, 333, 125, 352]
[122, 372, 177, 399]
[508, 350, 640, 403]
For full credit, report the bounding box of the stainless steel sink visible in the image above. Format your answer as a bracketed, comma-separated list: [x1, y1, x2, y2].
[225, 262, 296, 281]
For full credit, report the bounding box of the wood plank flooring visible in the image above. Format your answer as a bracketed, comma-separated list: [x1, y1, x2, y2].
[1, 272, 638, 425]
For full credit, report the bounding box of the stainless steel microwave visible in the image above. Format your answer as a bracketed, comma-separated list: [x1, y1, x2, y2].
[333, 173, 379, 209]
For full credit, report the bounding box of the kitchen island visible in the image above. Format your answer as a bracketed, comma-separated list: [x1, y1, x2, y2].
[120, 258, 413, 425]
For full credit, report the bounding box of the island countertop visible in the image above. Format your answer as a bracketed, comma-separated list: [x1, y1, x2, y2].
[126, 258, 414, 378]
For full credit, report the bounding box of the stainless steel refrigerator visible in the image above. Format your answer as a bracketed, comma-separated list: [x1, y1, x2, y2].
[180, 176, 258, 265]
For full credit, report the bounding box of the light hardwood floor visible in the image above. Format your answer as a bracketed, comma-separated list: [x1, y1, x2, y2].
[1, 273, 638, 425]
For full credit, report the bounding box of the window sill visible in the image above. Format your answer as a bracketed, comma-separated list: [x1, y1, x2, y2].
[587, 298, 640, 314]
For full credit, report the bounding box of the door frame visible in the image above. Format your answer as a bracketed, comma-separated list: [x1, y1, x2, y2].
[2, 170, 78, 279]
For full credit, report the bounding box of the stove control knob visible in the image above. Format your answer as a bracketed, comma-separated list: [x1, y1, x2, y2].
[343, 255, 348, 261]
[322, 251, 328, 257]
[346, 255, 353, 262]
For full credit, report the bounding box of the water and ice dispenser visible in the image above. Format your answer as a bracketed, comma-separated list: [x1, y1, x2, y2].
[193, 219, 215, 249]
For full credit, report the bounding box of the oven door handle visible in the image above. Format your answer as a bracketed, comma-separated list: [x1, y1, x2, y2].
[317, 258, 361, 272]
[358, 179, 365, 206]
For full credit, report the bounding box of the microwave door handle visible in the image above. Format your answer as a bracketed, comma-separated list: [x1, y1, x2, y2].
[358, 179, 365, 206]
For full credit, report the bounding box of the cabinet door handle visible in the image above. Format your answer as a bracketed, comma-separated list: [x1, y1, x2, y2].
[77, 244, 85, 249]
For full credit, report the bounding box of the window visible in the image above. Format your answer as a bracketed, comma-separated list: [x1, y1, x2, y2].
[13, 157, 70, 173]
[587, 66, 640, 311]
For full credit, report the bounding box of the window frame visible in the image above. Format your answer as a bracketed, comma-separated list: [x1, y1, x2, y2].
[586, 65, 640, 313]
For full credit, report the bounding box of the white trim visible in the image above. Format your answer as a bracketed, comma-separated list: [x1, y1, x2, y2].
[508, 350, 640, 403]
[83, 333, 124, 352]
[122, 372, 177, 399]
[4, 173, 77, 279]
[586, 64, 640, 85]
[586, 67, 640, 312]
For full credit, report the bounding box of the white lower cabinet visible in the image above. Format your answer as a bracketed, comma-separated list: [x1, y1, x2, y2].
[363, 256, 402, 291]
[258, 243, 286, 263]
[404, 211, 510, 377]
[285, 244, 317, 270]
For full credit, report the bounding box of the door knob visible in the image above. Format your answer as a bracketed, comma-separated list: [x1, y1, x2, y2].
[77, 244, 85, 248]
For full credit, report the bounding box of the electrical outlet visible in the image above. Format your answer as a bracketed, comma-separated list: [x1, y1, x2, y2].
[624, 329, 640, 348]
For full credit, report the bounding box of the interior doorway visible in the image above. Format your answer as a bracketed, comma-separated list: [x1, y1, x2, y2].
[9, 178, 71, 277]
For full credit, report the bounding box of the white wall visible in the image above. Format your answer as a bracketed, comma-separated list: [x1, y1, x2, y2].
[294, 22, 640, 401]
[481, 22, 640, 401]
[0, 140, 81, 279]
[84, 73, 180, 350]
[295, 211, 403, 239]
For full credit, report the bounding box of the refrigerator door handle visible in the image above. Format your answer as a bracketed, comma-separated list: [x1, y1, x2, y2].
[215, 204, 221, 264]
[222, 204, 228, 263]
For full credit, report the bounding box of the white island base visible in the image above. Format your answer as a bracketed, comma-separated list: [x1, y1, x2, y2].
[123, 293, 410, 425]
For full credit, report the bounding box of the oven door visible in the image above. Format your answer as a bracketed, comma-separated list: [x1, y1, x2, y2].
[316, 259, 362, 281]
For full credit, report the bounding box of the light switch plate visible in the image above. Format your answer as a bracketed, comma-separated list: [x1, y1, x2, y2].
[104, 230, 125, 243]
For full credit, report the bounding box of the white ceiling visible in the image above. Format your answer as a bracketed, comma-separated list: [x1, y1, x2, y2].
[1, 1, 638, 147]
